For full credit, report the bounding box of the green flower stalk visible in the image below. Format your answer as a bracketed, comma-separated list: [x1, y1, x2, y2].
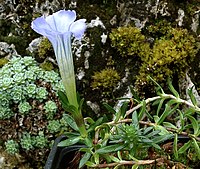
[31, 10, 87, 137]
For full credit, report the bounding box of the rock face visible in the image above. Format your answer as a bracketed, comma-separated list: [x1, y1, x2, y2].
[0, 0, 199, 168]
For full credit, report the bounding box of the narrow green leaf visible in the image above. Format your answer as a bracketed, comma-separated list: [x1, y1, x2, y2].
[79, 152, 91, 168]
[192, 138, 200, 159]
[96, 144, 125, 154]
[152, 134, 174, 143]
[154, 125, 169, 135]
[117, 150, 122, 160]
[163, 122, 177, 130]
[120, 101, 129, 118]
[178, 140, 191, 154]
[114, 165, 120, 169]
[58, 90, 69, 105]
[129, 86, 141, 102]
[87, 117, 103, 133]
[94, 153, 99, 164]
[85, 161, 96, 167]
[64, 114, 79, 131]
[148, 76, 164, 94]
[132, 111, 139, 129]
[151, 143, 161, 150]
[177, 109, 184, 132]
[57, 137, 80, 147]
[128, 154, 139, 161]
[64, 132, 80, 138]
[157, 104, 171, 125]
[110, 155, 120, 163]
[167, 79, 179, 98]
[156, 99, 165, 116]
[186, 115, 199, 136]
[138, 100, 146, 120]
[131, 164, 139, 169]
[153, 115, 160, 124]
[78, 98, 85, 111]
[146, 130, 160, 138]
[187, 86, 197, 106]
[173, 134, 178, 160]
[114, 101, 129, 122]
[80, 147, 92, 153]
[157, 104, 179, 125]
[103, 102, 116, 114]
[143, 126, 154, 135]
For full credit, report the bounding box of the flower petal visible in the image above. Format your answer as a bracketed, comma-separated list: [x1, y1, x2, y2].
[70, 19, 86, 39]
[46, 10, 76, 33]
[31, 16, 52, 36]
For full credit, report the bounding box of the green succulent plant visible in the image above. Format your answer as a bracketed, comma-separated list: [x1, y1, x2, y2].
[5, 140, 19, 155]
[20, 133, 35, 151]
[18, 101, 32, 115]
[44, 101, 58, 119]
[0, 56, 66, 166]
[47, 120, 61, 133]
[34, 131, 48, 148]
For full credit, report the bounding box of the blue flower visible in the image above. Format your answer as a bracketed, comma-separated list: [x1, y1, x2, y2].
[31, 10, 86, 108]
[31, 10, 86, 42]
[31, 10, 87, 137]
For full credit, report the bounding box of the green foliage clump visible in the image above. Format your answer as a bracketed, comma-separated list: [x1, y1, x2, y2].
[5, 140, 19, 155]
[38, 38, 53, 60]
[20, 133, 35, 151]
[44, 101, 58, 119]
[91, 68, 120, 93]
[109, 26, 150, 57]
[18, 101, 32, 115]
[34, 131, 48, 149]
[0, 56, 66, 164]
[47, 120, 61, 133]
[0, 106, 14, 119]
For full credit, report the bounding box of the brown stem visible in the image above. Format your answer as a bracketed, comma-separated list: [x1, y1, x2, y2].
[94, 158, 163, 168]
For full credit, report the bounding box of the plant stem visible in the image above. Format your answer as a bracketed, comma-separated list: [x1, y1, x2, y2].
[93, 158, 164, 168]
[125, 94, 200, 117]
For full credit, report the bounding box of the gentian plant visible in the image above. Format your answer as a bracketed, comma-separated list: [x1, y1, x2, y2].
[31, 10, 200, 168]
[31, 10, 87, 137]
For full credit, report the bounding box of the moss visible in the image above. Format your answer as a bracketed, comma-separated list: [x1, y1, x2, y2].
[38, 38, 54, 60]
[136, 27, 198, 93]
[91, 68, 120, 95]
[110, 25, 199, 95]
[146, 19, 173, 38]
[0, 58, 9, 67]
[39, 60, 54, 71]
[109, 26, 150, 58]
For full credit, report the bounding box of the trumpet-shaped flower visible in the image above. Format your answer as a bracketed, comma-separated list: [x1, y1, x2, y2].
[31, 10, 87, 137]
